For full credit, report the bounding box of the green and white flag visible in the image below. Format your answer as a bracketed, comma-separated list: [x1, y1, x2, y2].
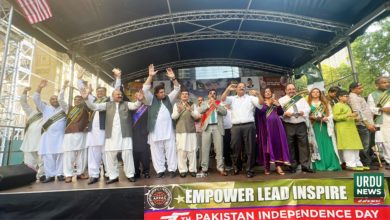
[295, 63, 324, 91]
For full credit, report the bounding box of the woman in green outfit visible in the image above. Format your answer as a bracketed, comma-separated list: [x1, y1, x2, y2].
[332, 90, 366, 171]
[308, 88, 341, 171]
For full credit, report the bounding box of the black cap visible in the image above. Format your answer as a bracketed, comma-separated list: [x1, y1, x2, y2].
[349, 82, 362, 90]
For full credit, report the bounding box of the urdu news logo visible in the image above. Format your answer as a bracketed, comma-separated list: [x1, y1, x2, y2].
[354, 173, 385, 204]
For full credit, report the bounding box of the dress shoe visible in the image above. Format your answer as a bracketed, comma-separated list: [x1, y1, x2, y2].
[341, 162, 347, 170]
[246, 171, 254, 178]
[38, 175, 46, 182]
[302, 167, 315, 173]
[77, 174, 89, 180]
[179, 173, 187, 178]
[65, 177, 73, 183]
[128, 177, 136, 182]
[169, 171, 176, 178]
[190, 172, 197, 177]
[156, 172, 165, 178]
[88, 177, 99, 185]
[289, 167, 297, 173]
[105, 178, 119, 184]
[144, 173, 150, 179]
[369, 165, 379, 170]
[218, 170, 228, 176]
[57, 175, 65, 181]
[42, 176, 55, 183]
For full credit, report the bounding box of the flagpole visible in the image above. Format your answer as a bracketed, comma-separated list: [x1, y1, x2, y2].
[346, 40, 358, 82]
[0, 5, 14, 97]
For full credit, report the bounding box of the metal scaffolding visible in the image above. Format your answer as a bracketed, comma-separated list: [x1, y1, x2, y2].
[0, 1, 34, 165]
[98, 31, 323, 61]
[69, 9, 349, 46]
[122, 58, 291, 81]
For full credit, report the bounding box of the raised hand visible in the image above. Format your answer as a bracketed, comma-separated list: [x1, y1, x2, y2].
[63, 80, 70, 89]
[77, 69, 85, 80]
[148, 64, 158, 77]
[185, 102, 191, 112]
[249, 89, 258, 96]
[166, 68, 175, 79]
[272, 99, 280, 106]
[23, 87, 31, 94]
[208, 98, 215, 107]
[227, 84, 237, 91]
[178, 103, 183, 113]
[135, 91, 144, 101]
[112, 68, 121, 78]
[80, 88, 89, 99]
[38, 80, 48, 89]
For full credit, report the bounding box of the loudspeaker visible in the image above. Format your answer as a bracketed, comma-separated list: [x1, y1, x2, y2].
[0, 164, 37, 191]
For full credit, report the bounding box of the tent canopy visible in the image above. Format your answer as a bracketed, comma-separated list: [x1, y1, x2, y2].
[8, 0, 390, 82]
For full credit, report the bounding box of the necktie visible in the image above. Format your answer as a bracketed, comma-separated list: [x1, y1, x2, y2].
[210, 110, 216, 123]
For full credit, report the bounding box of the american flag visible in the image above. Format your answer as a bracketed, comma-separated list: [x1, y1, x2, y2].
[16, 0, 53, 24]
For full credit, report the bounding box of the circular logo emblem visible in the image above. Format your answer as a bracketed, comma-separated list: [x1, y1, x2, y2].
[147, 186, 172, 209]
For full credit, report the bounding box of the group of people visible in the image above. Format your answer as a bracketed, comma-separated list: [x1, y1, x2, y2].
[19, 64, 390, 184]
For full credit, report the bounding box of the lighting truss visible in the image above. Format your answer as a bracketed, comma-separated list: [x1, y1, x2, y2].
[69, 9, 349, 46]
[98, 31, 323, 61]
[122, 58, 291, 81]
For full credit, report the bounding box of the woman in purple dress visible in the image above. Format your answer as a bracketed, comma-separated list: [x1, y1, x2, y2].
[255, 88, 290, 175]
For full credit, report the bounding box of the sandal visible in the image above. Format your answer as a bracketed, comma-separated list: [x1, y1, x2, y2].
[264, 170, 271, 175]
[276, 166, 285, 175]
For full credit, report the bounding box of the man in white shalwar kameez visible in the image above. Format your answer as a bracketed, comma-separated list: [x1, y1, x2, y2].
[33, 80, 67, 183]
[60, 81, 90, 183]
[20, 87, 45, 181]
[368, 76, 390, 169]
[83, 88, 143, 183]
[171, 89, 201, 177]
[77, 69, 121, 184]
[142, 64, 180, 178]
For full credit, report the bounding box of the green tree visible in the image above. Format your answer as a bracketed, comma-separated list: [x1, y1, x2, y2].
[303, 17, 389, 96]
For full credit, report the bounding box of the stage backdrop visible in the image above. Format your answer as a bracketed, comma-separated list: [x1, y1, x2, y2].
[145, 174, 389, 220]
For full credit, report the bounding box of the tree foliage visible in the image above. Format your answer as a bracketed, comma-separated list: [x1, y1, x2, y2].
[298, 17, 389, 96]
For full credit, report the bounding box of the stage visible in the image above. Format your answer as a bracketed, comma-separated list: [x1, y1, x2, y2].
[1, 167, 390, 220]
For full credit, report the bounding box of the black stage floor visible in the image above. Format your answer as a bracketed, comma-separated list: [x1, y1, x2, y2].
[1, 167, 389, 219]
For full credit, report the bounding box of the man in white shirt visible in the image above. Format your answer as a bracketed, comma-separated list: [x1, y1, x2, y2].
[367, 76, 390, 169]
[278, 83, 313, 173]
[33, 80, 67, 183]
[82, 88, 143, 183]
[77, 69, 121, 184]
[20, 87, 45, 181]
[142, 64, 180, 178]
[221, 82, 263, 178]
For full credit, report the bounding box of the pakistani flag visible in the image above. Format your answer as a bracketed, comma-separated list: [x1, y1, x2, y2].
[294, 63, 324, 91]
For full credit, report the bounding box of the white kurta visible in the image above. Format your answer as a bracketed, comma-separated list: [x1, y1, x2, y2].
[104, 103, 133, 151]
[20, 94, 43, 152]
[33, 92, 66, 155]
[84, 101, 141, 151]
[86, 112, 106, 147]
[368, 93, 390, 163]
[148, 104, 174, 142]
[62, 133, 87, 151]
[279, 95, 311, 124]
[176, 133, 197, 151]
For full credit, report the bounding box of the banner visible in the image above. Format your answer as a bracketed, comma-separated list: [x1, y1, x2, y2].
[144, 175, 390, 220]
[259, 76, 287, 99]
